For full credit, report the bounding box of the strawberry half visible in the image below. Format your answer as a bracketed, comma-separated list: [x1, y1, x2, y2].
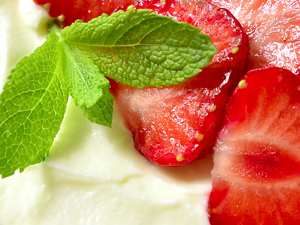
[109, 0, 248, 166]
[33, 0, 134, 26]
[208, 67, 300, 224]
[206, 0, 300, 75]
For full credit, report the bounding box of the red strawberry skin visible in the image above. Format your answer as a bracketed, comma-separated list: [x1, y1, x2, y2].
[33, 0, 134, 26]
[206, 0, 300, 75]
[110, 0, 249, 166]
[208, 67, 300, 224]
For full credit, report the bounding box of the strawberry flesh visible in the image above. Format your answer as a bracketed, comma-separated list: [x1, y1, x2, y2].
[208, 67, 300, 224]
[110, 0, 248, 166]
[206, 0, 300, 75]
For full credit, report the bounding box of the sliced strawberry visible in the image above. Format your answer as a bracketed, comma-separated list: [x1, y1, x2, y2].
[206, 0, 300, 75]
[110, 0, 248, 166]
[33, 0, 134, 26]
[208, 67, 300, 224]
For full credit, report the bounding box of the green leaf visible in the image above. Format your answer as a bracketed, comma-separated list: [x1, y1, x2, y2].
[0, 33, 69, 178]
[80, 86, 114, 127]
[61, 9, 218, 88]
[61, 41, 110, 108]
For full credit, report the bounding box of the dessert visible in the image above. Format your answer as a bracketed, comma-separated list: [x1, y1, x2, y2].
[1, 0, 300, 224]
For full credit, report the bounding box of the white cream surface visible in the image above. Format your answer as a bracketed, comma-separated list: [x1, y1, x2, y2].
[0, 0, 212, 224]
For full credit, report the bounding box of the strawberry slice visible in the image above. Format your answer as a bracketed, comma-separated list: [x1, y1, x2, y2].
[208, 67, 300, 224]
[206, 0, 300, 75]
[109, 0, 248, 166]
[33, 0, 134, 26]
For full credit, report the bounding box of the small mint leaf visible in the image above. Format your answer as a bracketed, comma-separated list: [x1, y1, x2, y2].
[0, 33, 69, 178]
[61, 9, 217, 88]
[80, 87, 113, 127]
[61, 41, 110, 108]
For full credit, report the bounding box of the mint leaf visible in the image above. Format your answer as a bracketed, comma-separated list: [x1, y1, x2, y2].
[60, 38, 114, 126]
[61, 41, 110, 108]
[0, 33, 69, 178]
[80, 86, 113, 127]
[61, 9, 218, 88]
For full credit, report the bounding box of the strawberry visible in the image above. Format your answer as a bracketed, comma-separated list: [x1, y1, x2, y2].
[208, 67, 300, 225]
[33, 0, 134, 26]
[206, 0, 300, 75]
[110, 0, 248, 166]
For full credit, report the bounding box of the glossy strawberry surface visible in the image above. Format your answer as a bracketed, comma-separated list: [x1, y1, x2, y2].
[110, 0, 248, 166]
[208, 67, 300, 225]
[206, 0, 300, 75]
[33, 0, 134, 26]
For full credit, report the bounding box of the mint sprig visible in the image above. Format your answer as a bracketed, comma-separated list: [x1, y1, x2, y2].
[0, 9, 217, 178]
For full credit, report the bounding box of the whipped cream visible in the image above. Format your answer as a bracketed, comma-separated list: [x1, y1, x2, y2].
[0, 0, 212, 224]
